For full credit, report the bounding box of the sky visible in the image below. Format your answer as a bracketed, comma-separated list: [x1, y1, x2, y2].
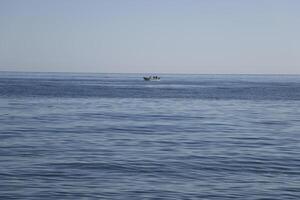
[0, 0, 299, 74]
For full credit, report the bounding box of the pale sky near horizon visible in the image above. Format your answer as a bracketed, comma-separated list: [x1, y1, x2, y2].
[0, 0, 299, 74]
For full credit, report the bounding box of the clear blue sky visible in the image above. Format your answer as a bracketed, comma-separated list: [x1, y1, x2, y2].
[0, 0, 299, 74]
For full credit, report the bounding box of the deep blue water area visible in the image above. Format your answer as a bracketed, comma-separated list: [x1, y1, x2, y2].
[0, 72, 300, 199]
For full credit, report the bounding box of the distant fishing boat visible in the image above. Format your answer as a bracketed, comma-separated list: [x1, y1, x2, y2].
[143, 76, 160, 81]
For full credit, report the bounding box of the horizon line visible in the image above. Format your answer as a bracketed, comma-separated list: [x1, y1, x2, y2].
[1, 70, 300, 76]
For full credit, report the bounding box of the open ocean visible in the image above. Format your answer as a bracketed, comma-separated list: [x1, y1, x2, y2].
[0, 72, 300, 199]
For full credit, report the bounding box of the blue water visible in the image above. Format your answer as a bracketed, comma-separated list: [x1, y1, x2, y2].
[0, 72, 300, 199]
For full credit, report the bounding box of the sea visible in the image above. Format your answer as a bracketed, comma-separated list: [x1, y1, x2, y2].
[0, 72, 300, 200]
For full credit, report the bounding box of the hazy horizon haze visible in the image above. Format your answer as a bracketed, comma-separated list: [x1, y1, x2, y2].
[0, 0, 299, 74]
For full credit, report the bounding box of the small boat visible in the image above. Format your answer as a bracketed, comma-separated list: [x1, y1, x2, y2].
[143, 76, 160, 81]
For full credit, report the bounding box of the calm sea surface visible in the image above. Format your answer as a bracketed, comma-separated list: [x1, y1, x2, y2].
[0, 72, 300, 199]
